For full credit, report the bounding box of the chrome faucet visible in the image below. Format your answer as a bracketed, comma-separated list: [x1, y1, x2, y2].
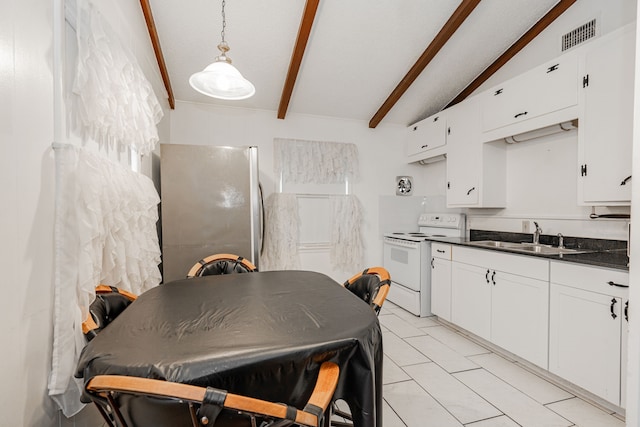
[533, 221, 542, 245]
[557, 233, 564, 249]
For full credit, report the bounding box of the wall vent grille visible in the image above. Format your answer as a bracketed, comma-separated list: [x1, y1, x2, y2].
[562, 19, 597, 51]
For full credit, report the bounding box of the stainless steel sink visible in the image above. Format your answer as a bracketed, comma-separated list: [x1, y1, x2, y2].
[467, 240, 589, 255]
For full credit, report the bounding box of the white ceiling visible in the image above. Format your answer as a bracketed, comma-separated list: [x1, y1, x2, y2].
[148, 0, 561, 127]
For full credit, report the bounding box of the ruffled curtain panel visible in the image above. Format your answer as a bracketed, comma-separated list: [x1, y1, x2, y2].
[274, 138, 359, 184]
[48, 143, 161, 416]
[267, 139, 363, 272]
[330, 195, 364, 271]
[72, 0, 163, 156]
[261, 193, 301, 271]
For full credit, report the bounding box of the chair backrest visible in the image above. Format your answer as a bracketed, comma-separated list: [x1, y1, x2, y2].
[343, 267, 391, 315]
[82, 285, 137, 341]
[85, 361, 339, 427]
[186, 253, 257, 278]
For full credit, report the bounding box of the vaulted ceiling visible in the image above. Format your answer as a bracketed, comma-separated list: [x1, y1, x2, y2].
[143, 0, 575, 128]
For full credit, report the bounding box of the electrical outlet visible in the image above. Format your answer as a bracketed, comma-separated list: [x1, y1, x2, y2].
[522, 220, 530, 233]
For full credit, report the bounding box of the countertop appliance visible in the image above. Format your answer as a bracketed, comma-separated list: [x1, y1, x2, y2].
[383, 213, 466, 317]
[160, 144, 262, 283]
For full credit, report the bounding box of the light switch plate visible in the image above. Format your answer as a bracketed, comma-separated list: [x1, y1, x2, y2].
[522, 220, 530, 233]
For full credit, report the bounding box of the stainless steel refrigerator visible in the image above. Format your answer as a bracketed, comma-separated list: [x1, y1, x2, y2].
[160, 144, 262, 283]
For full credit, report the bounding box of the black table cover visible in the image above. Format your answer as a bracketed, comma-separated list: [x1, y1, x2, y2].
[76, 270, 383, 427]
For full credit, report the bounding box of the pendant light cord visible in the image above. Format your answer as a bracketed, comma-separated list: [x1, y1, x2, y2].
[220, 0, 226, 44]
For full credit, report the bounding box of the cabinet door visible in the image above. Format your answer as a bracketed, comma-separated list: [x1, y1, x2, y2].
[431, 257, 452, 321]
[491, 271, 549, 369]
[482, 55, 578, 132]
[406, 113, 446, 157]
[447, 100, 480, 205]
[621, 299, 628, 408]
[579, 25, 635, 205]
[549, 283, 622, 405]
[451, 262, 491, 340]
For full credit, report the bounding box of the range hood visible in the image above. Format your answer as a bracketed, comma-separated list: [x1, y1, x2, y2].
[505, 119, 578, 144]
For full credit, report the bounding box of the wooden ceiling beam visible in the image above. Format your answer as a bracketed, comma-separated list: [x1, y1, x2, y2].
[140, 0, 175, 109]
[369, 0, 481, 129]
[446, 0, 577, 108]
[278, 0, 320, 120]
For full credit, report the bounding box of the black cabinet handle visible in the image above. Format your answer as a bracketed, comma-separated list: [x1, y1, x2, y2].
[421, 144, 429, 149]
[467, 187, 476, 195]
[625, 300, 629, 322]
[547, 64, 559, 73]
[620, 175, 632, 186]
[436, 249, 446, 253]
[491, 271, 496, 285]
[494, 89, 503, 96]
[514, 112, 528, 119]
[608, 281, 629, 288]
[485, 269, 490, 284]
[611, 298, 618, 319]
[431, 258, 435, 269]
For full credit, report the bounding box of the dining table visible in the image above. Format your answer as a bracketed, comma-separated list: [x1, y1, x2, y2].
[76, 270, 383, 427]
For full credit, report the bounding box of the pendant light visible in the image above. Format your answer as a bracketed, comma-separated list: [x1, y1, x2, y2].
[189, 0, 255, 100]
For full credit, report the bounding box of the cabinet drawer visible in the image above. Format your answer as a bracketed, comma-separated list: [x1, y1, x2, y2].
[550, 261, 629, 298]
[431, 243, 451, 260]
[453, 246, 548, 281]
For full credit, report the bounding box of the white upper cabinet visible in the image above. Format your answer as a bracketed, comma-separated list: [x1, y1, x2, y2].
[447, 98, 506, 208]
[481, 54, 579, 135]
[406, 112, 447, 158]
[578, 24, 635, 205]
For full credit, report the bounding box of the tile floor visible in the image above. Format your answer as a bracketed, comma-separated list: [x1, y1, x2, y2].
[368, 301, 625, 427]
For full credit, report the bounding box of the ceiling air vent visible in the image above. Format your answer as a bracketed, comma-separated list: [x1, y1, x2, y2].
[562, 19, 597, 51]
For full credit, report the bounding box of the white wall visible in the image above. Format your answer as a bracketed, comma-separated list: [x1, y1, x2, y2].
[0, 0, 169, 425]
[168, 102, 435, 280]
[1, 0, 58, 425]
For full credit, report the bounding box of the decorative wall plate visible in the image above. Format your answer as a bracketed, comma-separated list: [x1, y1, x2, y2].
[396, 176, 413, 196]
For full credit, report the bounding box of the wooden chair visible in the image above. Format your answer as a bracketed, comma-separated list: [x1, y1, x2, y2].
[342, 267, 391, 315]
[82, 285, 137, 341]
[332, 267, 390, 427]
[85, 362, 339, 427]
[186, 254, 257, 278]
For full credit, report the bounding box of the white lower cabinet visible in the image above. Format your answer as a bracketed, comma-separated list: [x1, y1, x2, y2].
[451, 247, 549, 368]
[491, 270, 549, 369]
[448, 247, 630, 407]
[451, 261, 492, 340]
[430, 243, 452, 321]
[549, 262, 629, 407]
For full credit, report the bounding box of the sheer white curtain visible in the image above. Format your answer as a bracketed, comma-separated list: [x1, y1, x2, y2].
[261, 193, 301, 270]
[72, 0, 163, 156]
[266, 138, 363, 272]
[48, 144, 161, 416]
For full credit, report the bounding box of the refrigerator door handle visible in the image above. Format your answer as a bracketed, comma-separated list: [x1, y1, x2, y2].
[259, 182, 265, 255]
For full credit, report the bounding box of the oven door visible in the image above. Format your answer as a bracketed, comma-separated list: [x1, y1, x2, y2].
[383, 237, 422, 291]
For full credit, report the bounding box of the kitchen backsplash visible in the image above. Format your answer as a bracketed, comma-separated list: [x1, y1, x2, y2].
[467, 215, 629, 241]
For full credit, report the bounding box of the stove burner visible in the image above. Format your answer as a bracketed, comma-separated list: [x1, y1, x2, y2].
[392, 232, 404, 235]
[430, 234, 446, 237]
[409, 233, 427, 236]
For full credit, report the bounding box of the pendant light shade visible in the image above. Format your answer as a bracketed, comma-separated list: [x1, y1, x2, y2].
[189, 1, 255, 100]
[189, 56, 255, 100]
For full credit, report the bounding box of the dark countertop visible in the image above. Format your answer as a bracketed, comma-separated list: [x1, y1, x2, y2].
[427, 231, 629, 271]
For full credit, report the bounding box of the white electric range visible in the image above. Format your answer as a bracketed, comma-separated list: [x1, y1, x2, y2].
[383, 213, 466, 317]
